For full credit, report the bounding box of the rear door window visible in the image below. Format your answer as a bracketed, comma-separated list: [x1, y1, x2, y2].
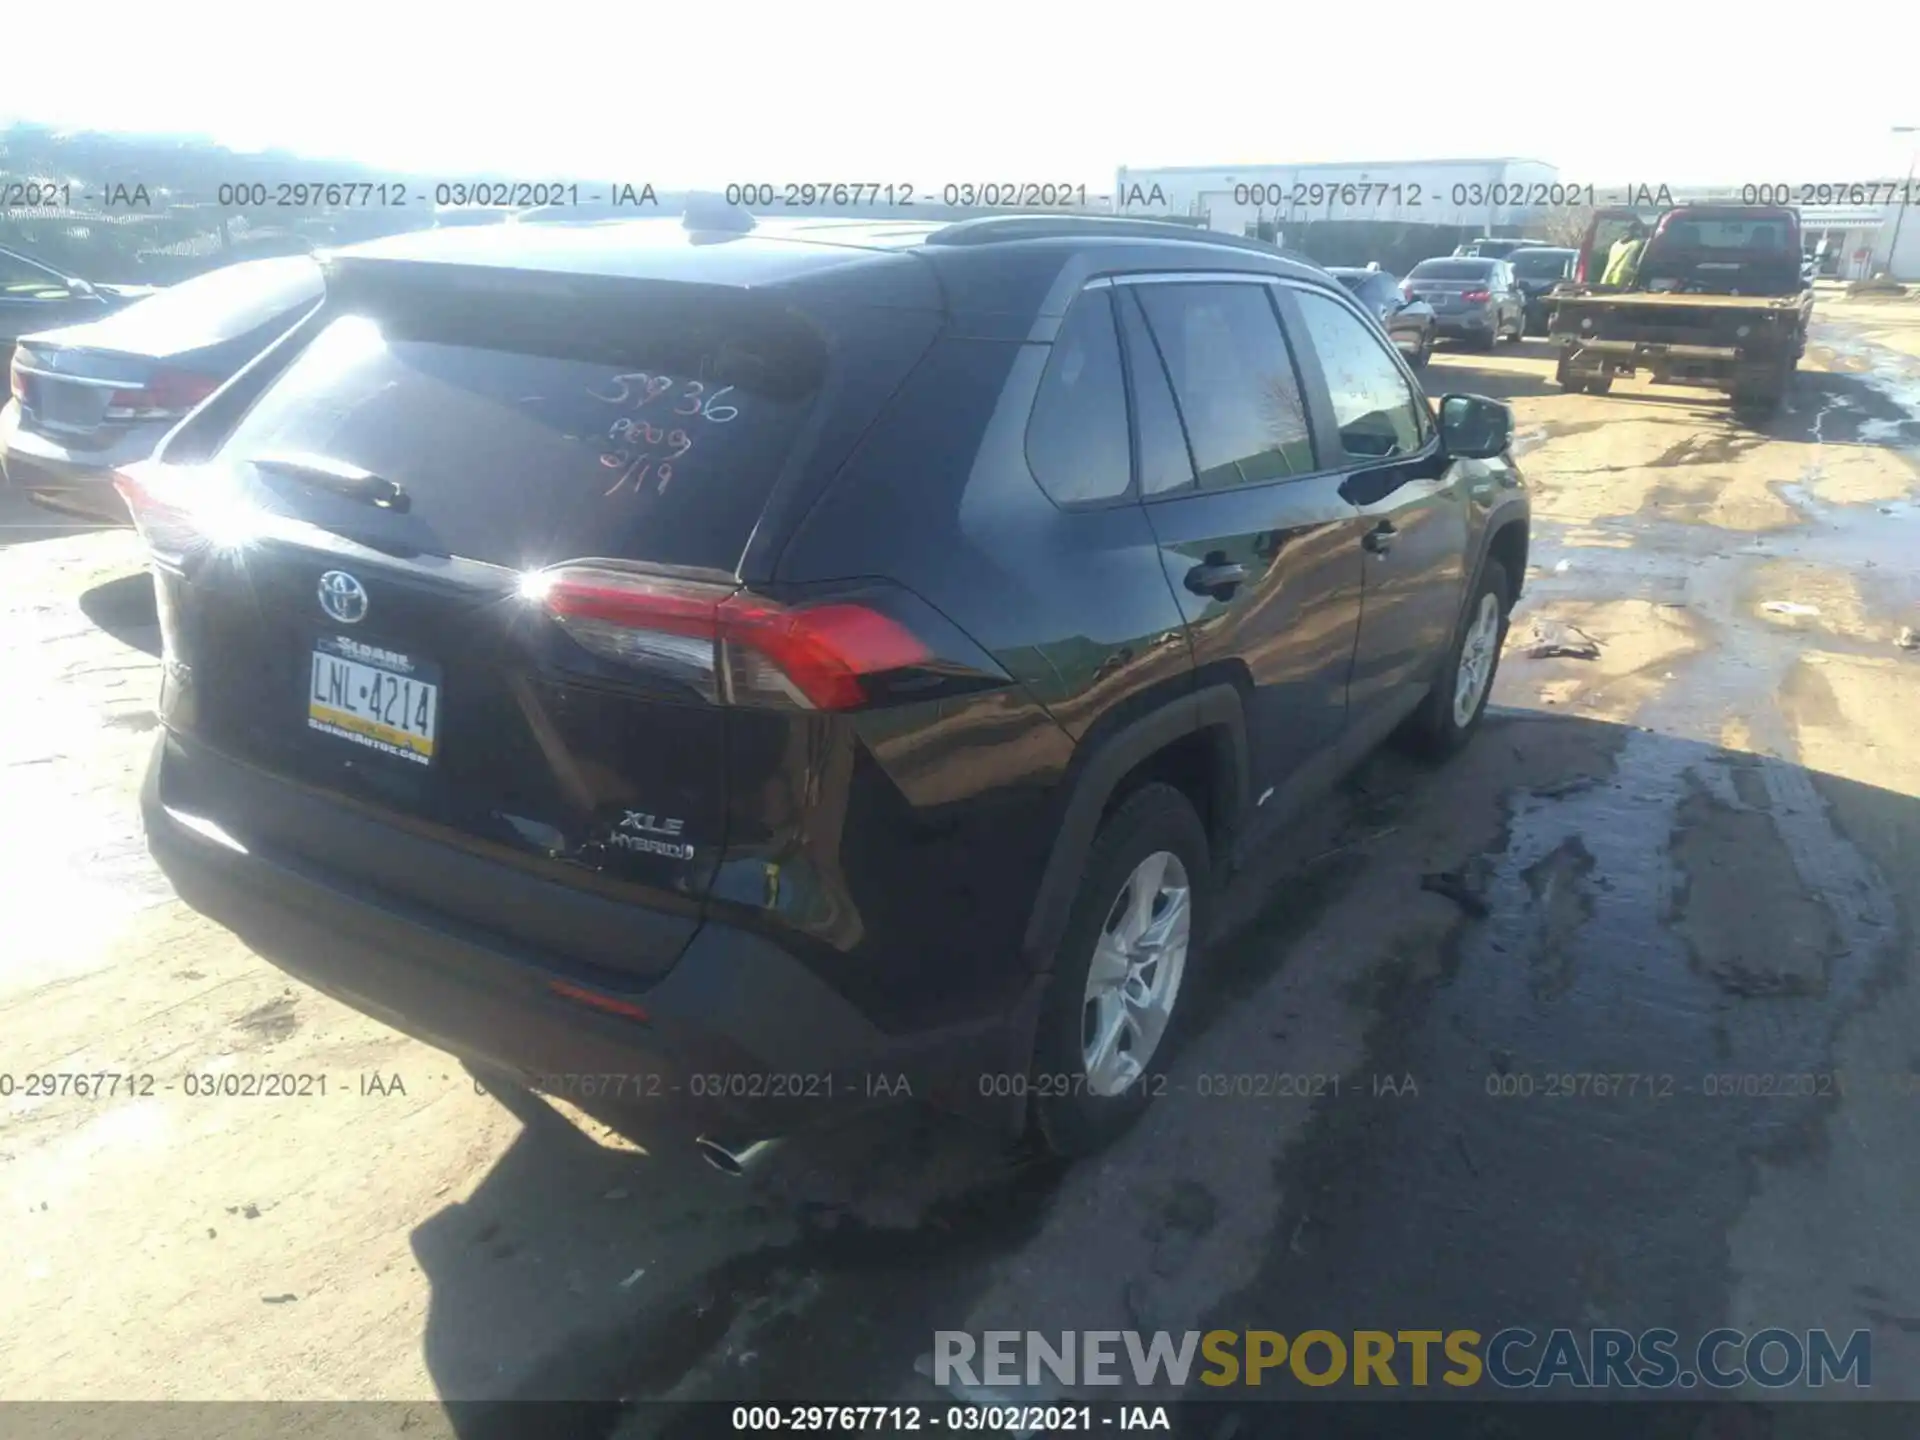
[1131, 283, 1315, 491]
[1114, 291, 1198, 497]
[1025, 291, 1131, 504]
[214, 277, 828, 573]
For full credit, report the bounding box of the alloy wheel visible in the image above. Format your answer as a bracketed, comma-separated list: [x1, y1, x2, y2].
[1080, 850, 1192, 1097]
[1452, 591, 1502, 727]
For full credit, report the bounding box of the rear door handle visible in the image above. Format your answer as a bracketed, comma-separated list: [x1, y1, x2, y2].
[1363, 522, 1397, 556]
[1184, 560, 1248, 599]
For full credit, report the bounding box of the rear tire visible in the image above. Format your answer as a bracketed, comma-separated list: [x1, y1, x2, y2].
[1028, 783, 1211, 1158]
[1733, 357, 1791, 418]
[1401, 559, 1512, 760]
[1413, 332, 1433, 369]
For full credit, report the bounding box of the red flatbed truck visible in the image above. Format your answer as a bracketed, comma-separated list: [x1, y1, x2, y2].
[1546, 204, 1814, 415]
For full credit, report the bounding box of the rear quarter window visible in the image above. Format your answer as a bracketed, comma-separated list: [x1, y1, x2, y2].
[1025, 291, 1131, 505]
[212, 281, 828, 573]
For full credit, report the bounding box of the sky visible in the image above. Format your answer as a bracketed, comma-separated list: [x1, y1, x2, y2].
[6, 2, 1918, 189]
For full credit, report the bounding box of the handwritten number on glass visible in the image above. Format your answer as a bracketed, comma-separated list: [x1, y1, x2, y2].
[601, 426, 695, 497]
[591, 373, 738, 424]
[591, 371, 735, 499]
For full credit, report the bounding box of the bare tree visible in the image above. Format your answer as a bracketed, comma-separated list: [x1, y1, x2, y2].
[1532, 206, 1595, 249]
[1261, 372, 1312, 456]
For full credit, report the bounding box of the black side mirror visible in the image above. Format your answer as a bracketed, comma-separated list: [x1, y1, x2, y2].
[1439, 393, 1512, 459]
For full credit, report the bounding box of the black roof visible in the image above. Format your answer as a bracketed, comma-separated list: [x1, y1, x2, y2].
[328, 212, 1335, 330]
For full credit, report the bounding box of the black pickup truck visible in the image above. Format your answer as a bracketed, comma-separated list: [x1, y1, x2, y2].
[1547, 205, 1813, 415]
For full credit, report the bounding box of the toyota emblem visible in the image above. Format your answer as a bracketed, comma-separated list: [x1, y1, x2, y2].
[317, 570, 369, 625]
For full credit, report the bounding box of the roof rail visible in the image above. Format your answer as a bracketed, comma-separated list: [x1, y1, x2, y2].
[924, 213, 1311, 261]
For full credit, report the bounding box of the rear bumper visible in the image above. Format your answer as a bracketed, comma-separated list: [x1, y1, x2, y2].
[1434, 313, 1495, 336]
[141, 731, 1029, 1139]
[1553, 336, 1768, 390]
[0, 401, 152, 525]
[1561, 338, 1741, 362]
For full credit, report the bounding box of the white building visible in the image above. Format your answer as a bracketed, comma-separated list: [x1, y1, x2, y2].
[1112, 157, 1564, 237]
[1802, 202, 1920, 282]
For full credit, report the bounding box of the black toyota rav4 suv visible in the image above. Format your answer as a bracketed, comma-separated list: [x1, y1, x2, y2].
[130, 212, 1528, 1160]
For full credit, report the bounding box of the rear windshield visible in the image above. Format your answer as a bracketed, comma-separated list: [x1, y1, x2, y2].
[215, 278, 827, 572]
[55, 257, 322, 353]
[1656, 217, 1793, 251]
[1510, 251, 1571, 277]
[1409, 260, 1494, 281]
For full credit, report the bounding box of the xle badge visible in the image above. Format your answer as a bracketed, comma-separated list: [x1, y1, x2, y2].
[611, 810, 694, 860]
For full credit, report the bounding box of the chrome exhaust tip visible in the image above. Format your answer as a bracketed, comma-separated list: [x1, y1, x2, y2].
[694, 1134, 784, 1178]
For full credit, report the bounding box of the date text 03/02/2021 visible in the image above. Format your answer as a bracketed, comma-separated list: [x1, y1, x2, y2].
[728, 1404, 1169, 1431]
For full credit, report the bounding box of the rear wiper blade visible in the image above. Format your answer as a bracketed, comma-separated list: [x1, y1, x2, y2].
[250, 452, 410, 513]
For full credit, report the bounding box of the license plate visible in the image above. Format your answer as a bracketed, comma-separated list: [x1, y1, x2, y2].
[35, 382, 108, 430]
[307, 636, 440, 765]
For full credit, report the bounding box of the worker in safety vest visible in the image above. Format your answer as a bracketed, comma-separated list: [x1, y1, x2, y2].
[1601, 219, 1648, 287]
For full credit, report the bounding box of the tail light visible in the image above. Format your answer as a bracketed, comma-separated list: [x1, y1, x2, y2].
[104, 368, 222, 422]
[1461, 289, 1492, 303]
[1574, 253, 1590, 284]
[113, 461, 263, 565]
[526, 564, 1004, 712]
[7, 348, 28, 404]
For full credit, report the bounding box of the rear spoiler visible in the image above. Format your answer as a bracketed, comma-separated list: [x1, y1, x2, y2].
[153, 295, 332, 467]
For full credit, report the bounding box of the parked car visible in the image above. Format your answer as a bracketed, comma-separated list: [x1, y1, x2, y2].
[1, 244, 159, 372]
[1328, 266, 1437, 368]
[1452, 237, 1529, 260]
[3, 257, 323, 523]
[129, 213, 1528, 1165]
[1403, 257, 1529, 347]
[1506, 246, 1577, 332]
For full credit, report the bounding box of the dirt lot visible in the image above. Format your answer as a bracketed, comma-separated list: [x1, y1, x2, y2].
[4, 300, 1919, 1431]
